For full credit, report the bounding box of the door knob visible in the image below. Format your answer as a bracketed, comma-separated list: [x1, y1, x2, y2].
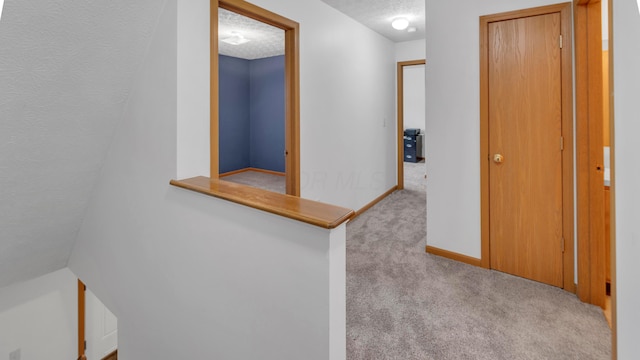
[493, 154, 504, 164]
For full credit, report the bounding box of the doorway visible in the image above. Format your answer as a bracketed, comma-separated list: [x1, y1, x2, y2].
[212, 0, 300, 196]
[396, 59, 426, 190]
[78, 280, 118, 360]
[479, 3, 574, 290]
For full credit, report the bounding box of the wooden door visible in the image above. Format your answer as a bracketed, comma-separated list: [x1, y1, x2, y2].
[487, 12, 564, 287]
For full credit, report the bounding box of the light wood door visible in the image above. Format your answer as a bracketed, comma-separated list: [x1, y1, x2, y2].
[488, 12, 564, 287]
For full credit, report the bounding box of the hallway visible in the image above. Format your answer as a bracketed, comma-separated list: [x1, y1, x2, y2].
[346, 162, 611, 359]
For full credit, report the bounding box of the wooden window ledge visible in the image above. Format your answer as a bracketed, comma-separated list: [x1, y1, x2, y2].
[170, 176, 355, 229]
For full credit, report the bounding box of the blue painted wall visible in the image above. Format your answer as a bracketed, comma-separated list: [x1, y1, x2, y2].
[249, 56, 285, 172]
[219, 55, 250, 173]
[218, 54, 285, 174]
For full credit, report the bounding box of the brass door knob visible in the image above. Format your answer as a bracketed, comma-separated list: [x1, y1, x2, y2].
[493, 154, 504, 164]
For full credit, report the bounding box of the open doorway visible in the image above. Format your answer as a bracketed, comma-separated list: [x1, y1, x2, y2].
[211, 0, 300, 196]
[396, 59, 426, 191]
[217, 8, 287, 194]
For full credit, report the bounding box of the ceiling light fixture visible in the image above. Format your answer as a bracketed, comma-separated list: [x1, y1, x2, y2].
[391, 17, 409, 31]
[222, 32, 250, 45]
[407, 27, 417, 33]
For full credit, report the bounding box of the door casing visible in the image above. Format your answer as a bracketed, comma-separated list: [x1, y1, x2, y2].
[479, 2, 575, 292]
[574, 0, 616, 357]
[78, 279, 85, 359]
[212, 0, 300, 196]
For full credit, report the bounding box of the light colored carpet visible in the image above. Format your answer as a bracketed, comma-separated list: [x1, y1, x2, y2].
[346, 161, 611, 359]
[221, 170, 285, 194]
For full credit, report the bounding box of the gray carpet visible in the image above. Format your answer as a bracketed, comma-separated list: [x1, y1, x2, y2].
[221, 170, 285, 194]
[346, 161, 611, 360]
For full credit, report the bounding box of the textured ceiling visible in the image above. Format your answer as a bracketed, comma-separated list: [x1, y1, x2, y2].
[219, 8, 284, 60]
[217, 0, 425, 61]
[0, 0, 165, 287]
[320, 0, 425, 42]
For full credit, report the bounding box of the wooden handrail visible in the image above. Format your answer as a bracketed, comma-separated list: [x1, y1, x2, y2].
[170, 177, 354, 229]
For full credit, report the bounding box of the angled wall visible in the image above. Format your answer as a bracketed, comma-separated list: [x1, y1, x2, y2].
[0, 0, 165, 288]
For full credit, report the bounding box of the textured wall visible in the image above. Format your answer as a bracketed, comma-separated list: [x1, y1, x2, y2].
[402, 65, 425, 132]
[250, 55, 285, 172]
[0, 0, 166, 287]
[219, 54, 285, 174]
[395, 39, 425, 61]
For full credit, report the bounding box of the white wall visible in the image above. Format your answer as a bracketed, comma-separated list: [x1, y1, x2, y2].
[249, 0, 397, 209]
[424, 0, 572, 258]
[396, 39, 426, 62]
[611, 1, 640, 357]
[177, 0, 210, 179]
[0, 268, 76, 360]
[396, 40, 426, 159]
[68, 0, 371, 358]
[403, 65, 426, 132]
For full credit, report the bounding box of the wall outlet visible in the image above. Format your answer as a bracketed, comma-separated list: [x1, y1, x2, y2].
[9, 349, 20, 360]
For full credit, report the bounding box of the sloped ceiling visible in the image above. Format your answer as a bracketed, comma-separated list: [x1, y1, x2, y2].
[0, 0, 166, 287]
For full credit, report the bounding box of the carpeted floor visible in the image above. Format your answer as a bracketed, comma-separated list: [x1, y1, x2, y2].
[221, 170, 285, 194]
[346, 161, 611, 360]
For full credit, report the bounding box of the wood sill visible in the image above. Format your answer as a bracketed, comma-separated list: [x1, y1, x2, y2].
[170, 176, 355, 229]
